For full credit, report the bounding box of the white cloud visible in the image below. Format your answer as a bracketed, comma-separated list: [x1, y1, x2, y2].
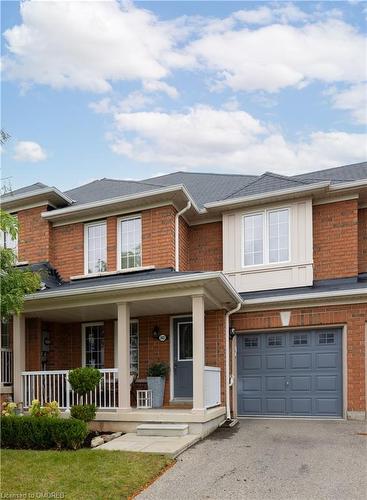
[186, 19, 366, 92]
[143, 80, 179, 98]
[107, 105, 367, 174]
[13, 141, 47, 162]
[233, 4, 309, 26]
[2, 0, 185, 92]
[328, 84, 367, 124]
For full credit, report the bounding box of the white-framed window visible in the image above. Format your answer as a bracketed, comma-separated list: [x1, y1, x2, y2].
[0, 214, 18, 258]
[117, 215, 142, 270]
[84, 221, 107, 274]
[82, 322, 104, 369]
[177, 321, 193, 361]
[113, 320, 140, 375]
[242, 208, 290, 267]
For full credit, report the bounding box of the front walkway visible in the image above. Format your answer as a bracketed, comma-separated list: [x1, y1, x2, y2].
[139, 419, 367, 500]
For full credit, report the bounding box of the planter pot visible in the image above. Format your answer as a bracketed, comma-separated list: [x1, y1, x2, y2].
[147, 377, 165, 408]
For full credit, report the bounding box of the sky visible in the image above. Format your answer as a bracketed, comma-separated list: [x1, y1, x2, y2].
[1, 0, 366, 192]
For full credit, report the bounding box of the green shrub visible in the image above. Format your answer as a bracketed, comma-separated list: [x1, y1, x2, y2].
[70, 404, 97, 423]
[68, 367, 102, 400]
[147, 362, 170, 377]
[0, 416, 88, 450]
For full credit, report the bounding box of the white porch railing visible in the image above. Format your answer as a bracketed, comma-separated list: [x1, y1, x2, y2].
[1, 348, 13, 385]
[22, 369, 118, 410]
[204, 366, 221, 408]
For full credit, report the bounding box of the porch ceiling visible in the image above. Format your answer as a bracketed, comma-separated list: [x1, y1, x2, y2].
[25, 294, 216, 322]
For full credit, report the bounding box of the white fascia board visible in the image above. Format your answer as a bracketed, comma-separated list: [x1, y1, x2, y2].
[329, 178, 367, 191]
[41, 184, 202, 221]
[25, 271, 243, 304]
[1, 187, 74, 208]
[204, 182, 331, 210]
[243, 287, 367, 306]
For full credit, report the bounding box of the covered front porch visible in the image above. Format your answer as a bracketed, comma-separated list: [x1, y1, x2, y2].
[14, 270, 240, 434]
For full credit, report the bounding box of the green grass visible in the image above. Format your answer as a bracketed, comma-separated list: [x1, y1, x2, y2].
[1, 449, 173, 499]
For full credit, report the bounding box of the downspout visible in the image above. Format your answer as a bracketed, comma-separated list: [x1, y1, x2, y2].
[175, 201, 191, 271]
[225, 302, 242, 421]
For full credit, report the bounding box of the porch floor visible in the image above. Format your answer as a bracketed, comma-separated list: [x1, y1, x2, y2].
[95, 433, 200, 458]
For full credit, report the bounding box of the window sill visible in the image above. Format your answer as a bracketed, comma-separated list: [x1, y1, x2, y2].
[15, 261, 29, 266]
[70, 266, 155, 281]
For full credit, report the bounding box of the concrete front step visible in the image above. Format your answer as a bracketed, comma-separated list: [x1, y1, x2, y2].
[137, 423, 189, 437]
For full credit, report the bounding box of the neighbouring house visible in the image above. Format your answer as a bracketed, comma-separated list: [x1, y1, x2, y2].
[1, 161, 366, 436]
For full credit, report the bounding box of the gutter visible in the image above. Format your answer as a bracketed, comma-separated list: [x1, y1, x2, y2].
[41, 184, 202, 220]
[1, 187, 74, 206]
[243, 287, 367, 306]
[225, 303, 241, 421]
[204, 181, 330, 209]
[25, 271, 243, 304]
[175, 201, 191, 271]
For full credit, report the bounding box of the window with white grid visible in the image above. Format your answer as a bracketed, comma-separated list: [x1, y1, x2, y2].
[85, 221, 107, 274]
[243, 208, 290, 267]
[84, 323, 104, 369]
[118, 216, 141, 270]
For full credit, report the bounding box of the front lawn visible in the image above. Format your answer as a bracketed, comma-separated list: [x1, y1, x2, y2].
[1, 449, 173, 499]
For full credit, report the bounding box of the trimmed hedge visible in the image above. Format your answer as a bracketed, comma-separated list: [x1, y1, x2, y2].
[70, 404, 97, 423]
[1, 416, 88, 450]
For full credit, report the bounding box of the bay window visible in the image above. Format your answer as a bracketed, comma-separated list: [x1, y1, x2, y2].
[118, 215, 141, 270]
[84, 221, 107, 274]
[243, 208, 290, 266]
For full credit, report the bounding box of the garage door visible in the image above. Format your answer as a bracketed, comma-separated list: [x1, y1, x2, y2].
[237, 329, 342, 417]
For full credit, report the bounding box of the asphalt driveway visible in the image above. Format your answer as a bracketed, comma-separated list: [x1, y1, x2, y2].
[138, 419, 367, 500]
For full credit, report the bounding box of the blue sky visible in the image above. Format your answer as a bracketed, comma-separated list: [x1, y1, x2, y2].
[1, 0, 366, 192]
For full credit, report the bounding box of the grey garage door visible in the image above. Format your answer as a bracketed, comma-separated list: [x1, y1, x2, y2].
[237, 329, 342, 417]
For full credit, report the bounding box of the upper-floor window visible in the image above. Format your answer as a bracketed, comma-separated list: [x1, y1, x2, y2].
[84, 221, 107, 274]
[118, 215, 141, 270]
[243, 208, 289, 267]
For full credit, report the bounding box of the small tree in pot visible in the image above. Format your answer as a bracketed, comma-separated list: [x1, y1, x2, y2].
[147, 362, 169, 408]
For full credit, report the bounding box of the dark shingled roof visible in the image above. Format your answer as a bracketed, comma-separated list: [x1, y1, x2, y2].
[5, 161, 367, 209]
[2, 182, 49, 198]
[240, 276, 367, 301]
[33, 267, 202, 295]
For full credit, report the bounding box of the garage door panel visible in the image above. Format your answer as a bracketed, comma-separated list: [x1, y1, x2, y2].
[266, 376, 286, 391]
[241, 355, 261, 370]
[266, 398, 286, 414]
[266, 354, 286, 369]
[290, 398, 312, 414]
[242, 376, 262, 391]
[290, 353, 312, 369]
[290, 376, 312, 391]
[237, 329, 342, 417]
[315, 375, 338, 391]
[316, 352, 338, 369]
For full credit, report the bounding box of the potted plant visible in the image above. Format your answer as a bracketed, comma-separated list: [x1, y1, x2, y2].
[147, 362, 169, 408]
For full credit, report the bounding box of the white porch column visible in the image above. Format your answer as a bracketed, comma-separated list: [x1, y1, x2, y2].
[117, 302, 131, 410]
[192, 295, 205, 414]
[13, 314, 26, 403]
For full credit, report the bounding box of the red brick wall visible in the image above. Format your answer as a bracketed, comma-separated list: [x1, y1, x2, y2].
[51, 223, 84, 280]
[18, 206, 52, 263]
[232, 303, 367, 413]
[179, 217, 190, 271]
[107, 216, 117, 271]
[142, 206, 176, 269]
[358, 208, 367, 274]
[313, 200, 359, 280]
[188, 221, 223, 271]
[25, 319, 42, 370]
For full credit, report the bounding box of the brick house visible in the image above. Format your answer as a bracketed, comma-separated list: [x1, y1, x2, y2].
[1, 162, 366, 435]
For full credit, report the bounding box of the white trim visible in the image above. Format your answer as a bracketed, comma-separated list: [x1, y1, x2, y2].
[83, 220, 107, 275]
[25, 271, 243, 304]
[81, 322, 104, 367]
[113, 319, 139, 376]
[313, 194, 360, 206]
[41, 184, 201, 221]
[116, 214, 142, 271]
[1, 187, 74, 207]
[330, 178, 367, 191]
[205, 182, 330, 209]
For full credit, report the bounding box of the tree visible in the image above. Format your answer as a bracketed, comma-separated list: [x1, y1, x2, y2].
[0, 210, 41, 319]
